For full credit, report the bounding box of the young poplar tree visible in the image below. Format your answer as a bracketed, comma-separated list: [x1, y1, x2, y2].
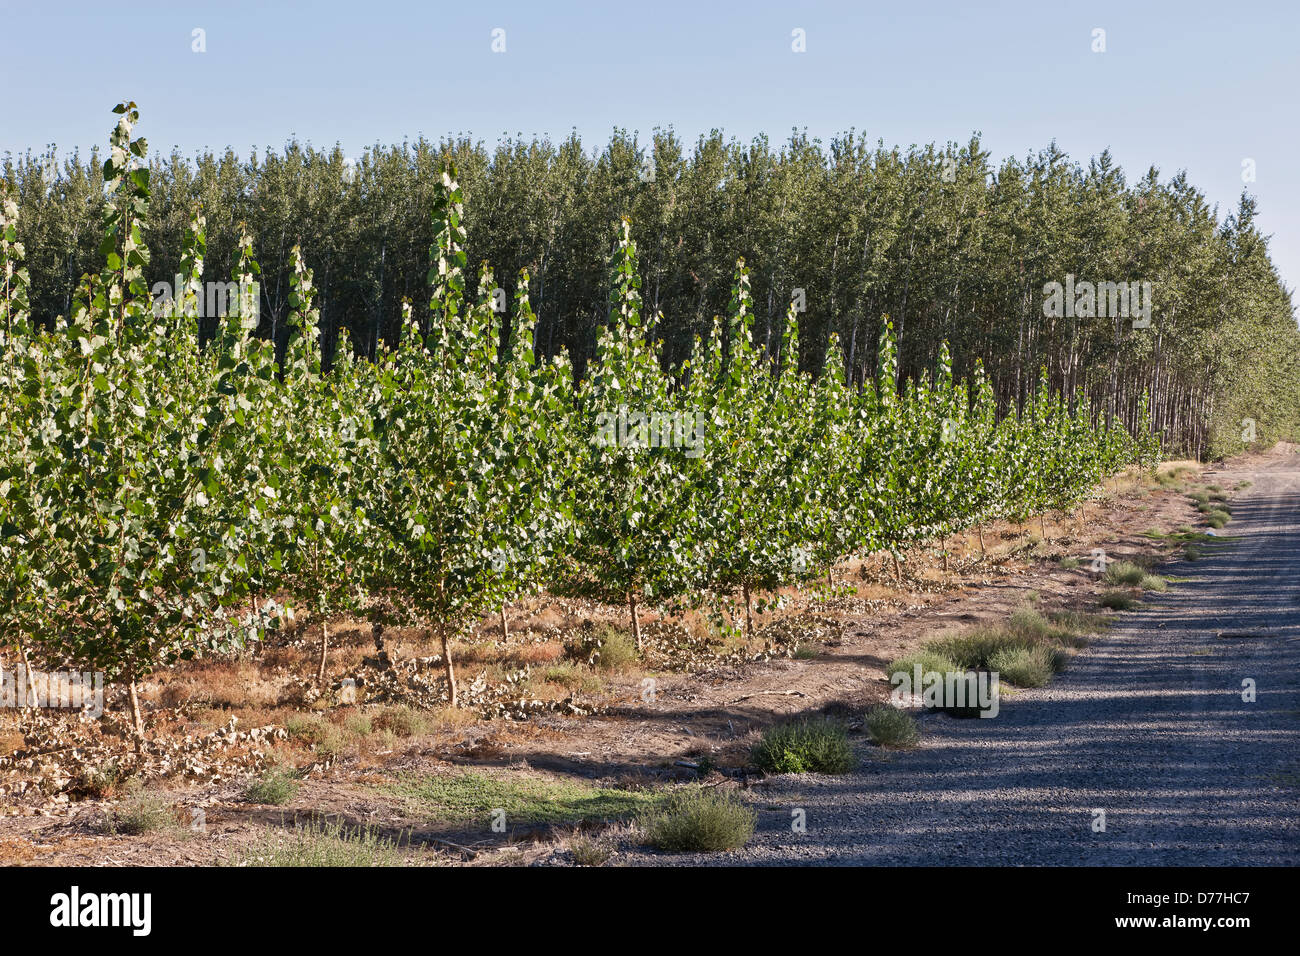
[15, 105, 276, 738]
[351, 165, 566, 704]
[264, 247, 368, 685]
[562, 218, 704, 649]
[694, 262, 817, 637]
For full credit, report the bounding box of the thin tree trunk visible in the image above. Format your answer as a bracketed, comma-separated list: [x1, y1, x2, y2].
[16, 638, 34, 710]
[742, 580, 753, 640]
[499, 605, 509, 641]
[440, 622, 457, 707]
[978, 522, 986, 557]
[127, 674, 144, 750]
[627, 591, 642, 651]
[892, 551, 902, 584]
[316, 621, 329, 686]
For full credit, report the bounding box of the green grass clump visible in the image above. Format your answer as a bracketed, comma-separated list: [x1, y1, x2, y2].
[1142, 527, 1214, 544]
[885, 649, 959, 684]
[1205, 510, 1230, 529]
[1058, 556, 1081, 570]
[1104, 560, 1166, 591]
[865, 706, 920, 748]
[384, 770, 661, 825]
[752, 717, 854, 774]
[641, 789, 756, 852]
[568, 835, 614, 866]
[1099, 589, 1140, 610]
[536, 663, 605, 695]
[343, 713, 372, 736]
[569, 623, 639, 670]
[244, 768, 302, 806]
[1008, 607, 1086, 645]
[591, 625, 639, 670]
[791, 642, 820, 660]
[77, 760, 127, 799]
[1045, 609, 1109, 641]
[372, 705, 431, 738]
[988, 644, 1062, 687]
[284, 714, 348, 757]
[930, 627, 1031, 670]
[233, 819, 410, 867]
[104, 785, 178, 835]
[1103, 560, 1146, 586]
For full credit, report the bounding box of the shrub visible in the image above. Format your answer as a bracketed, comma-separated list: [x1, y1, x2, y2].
[1099, 590, 1140, 610]
[930, 627, 1030, 670]
[569, 623, 639, 670]
[373, 706, 431, 738]
[1205, 510, 1230, 529]
[641, 789, 756, 852]
[285, 714, 348, 757]
[885, 650, 959, 684]
[233, 819, 409, 866]
[865, 706, 920, 748]
[344, 713, 373, 736]
[1104, 561, 1146, 586]
[752, 717, 853, 774]
[569, 835, 614, 866]
[244, 768, 301, 806]
[105, 785, 177, 835]
[77, 761, 126, 799]
[988, 645, 1058, 687]
[1044, 610, 1106, 645]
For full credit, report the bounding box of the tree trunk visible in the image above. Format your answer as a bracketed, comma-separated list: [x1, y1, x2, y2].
[741, 580, 753, 640]
[127, 675, 144, 751]
[499, 605, 509, 641]
[627, 591, 642, 651]
[978, 522, 986, 557]
[316, 621, 329, 686]
[941, 536, 949, 572]
[440, 622, 458, 707]
[16, 638, 34, 710]
[892, 551, 902, 584]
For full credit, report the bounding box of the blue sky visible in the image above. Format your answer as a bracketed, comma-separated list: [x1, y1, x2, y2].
[3, 0, 1296, 298]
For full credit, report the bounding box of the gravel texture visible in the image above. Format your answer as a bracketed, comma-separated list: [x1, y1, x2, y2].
[626, 455, 1300, 865]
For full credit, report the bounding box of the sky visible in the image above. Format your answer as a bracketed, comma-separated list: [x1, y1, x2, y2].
[2, 0, 1296, 298]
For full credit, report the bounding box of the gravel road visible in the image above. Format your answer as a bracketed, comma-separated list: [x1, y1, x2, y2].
[635, 453, 1300, 865]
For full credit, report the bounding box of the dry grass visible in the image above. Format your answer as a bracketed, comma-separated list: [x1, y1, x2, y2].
[155, 659, 283, 710]
[0, 728, 24, 757]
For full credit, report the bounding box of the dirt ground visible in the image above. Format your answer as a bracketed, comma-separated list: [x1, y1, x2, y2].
[0, 450, 1266, 866]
